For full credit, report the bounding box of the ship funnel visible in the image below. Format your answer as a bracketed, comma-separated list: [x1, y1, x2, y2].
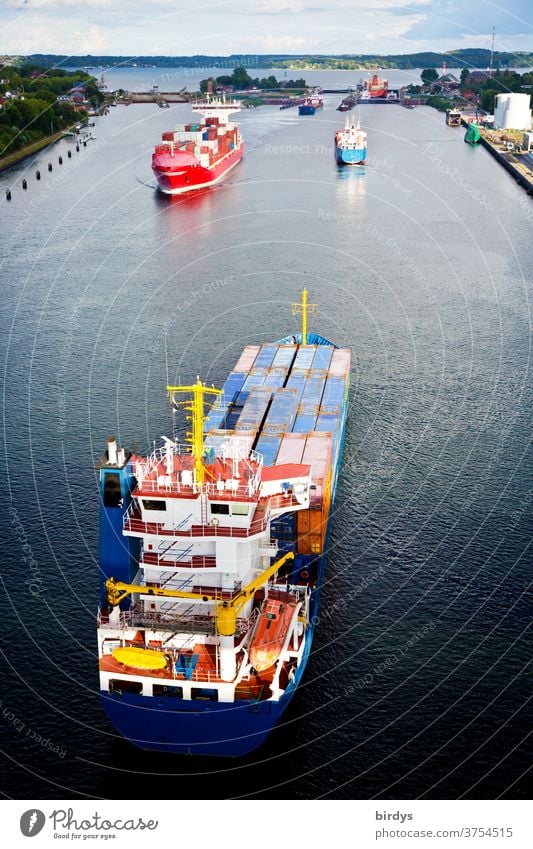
[107, 437, 118, 465]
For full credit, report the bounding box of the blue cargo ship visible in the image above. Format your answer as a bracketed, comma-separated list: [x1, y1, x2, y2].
[97, 291, 351, 756]
[298, 94, 323, 115]
[335, 117, 367, 166]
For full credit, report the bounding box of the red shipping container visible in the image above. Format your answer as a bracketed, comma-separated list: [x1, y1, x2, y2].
[234, 346, 260, 373]
[276, 433, 307, 465]
[329, 349, 351, 376]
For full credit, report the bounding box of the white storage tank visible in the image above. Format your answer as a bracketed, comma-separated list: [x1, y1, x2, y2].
[493, 93, 532, 131]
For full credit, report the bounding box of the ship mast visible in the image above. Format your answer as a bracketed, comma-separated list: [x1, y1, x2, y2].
[167, 378, 222, 484]
[292, 288, 317, 346]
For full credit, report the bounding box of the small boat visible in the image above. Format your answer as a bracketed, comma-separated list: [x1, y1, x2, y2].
[446, 107, 462, 126]
[465, 122, 481, 145]
[249, 597, 299, 672]
[112, 647, 168, 670]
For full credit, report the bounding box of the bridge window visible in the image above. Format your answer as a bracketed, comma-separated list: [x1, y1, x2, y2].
[211, 503, 230, 515]
[142, 499, 166, 511]
[231, 504, 250, 516]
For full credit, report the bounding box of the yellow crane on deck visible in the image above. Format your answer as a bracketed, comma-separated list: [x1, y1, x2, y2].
[105, 550, 295, 637]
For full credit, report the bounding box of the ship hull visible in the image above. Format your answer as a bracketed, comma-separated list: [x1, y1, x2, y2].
[335, 144, 367, 166]
[153, 144, 243, 195]
[100, 651, 308, 757]
[299, 104, 323, 115]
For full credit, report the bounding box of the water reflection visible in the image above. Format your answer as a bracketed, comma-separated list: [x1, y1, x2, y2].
[336, 163, 367, 199]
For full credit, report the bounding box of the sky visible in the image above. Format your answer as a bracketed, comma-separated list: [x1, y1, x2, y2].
[0, 0, 531, 57]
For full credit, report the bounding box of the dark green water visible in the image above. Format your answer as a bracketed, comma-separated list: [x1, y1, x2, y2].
[0, 96, 531, 799]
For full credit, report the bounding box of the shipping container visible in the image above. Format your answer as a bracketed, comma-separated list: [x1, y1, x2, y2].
[203, 401, 230, 432]
[254, 434, 282, 467]
[285, 373, 307, 403]
[302, 433, 332, 462]
[253, 344, 279, 369]
[292, 411, 317, 433]
[328, 348, 351, 377]
[315, 412, 341, 434]
[203, 432, 230, 453]
[233, 345, 260, 373]
[235, 388, 272, 432]
[223, 404, 242, 430]
[237, 371, 266, 405]
[272, 345, 297, 370]
[301, 375, 326, 407]
[321, 376, 346, 412]
[262, 368, 288, 392]
[262, 388, 299, 434]
[221, 372, 247, 404]
[276, 433, 307, 465]
[312, 345, 334, 371]
[292, 345, 316, 371]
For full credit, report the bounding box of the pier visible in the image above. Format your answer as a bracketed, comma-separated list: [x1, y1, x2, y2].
[461, 119, 533, 196]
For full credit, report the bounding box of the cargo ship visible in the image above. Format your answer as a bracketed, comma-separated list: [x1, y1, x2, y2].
[151, 96, 243, 194]
[96, 291, 350, 756]
[335, 117, 367, 166]
[361, 73, 388, 100]
[298, 93, 324, 115]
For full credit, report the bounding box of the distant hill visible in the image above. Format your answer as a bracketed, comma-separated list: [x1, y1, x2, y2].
[22, 49, 533, 71]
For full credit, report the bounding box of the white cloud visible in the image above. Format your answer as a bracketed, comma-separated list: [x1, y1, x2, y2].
[0, 0, 531, 55]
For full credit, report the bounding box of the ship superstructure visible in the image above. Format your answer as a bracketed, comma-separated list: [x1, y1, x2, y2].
[97, 291, 350, 756]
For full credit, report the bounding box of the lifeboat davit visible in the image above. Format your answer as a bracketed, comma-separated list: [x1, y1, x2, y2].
[249, 598, 297, 672]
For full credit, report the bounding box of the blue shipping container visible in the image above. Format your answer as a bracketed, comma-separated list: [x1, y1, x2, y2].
[254, 345, 279, 369]
[255, 434, 282, 466]
[312, 345, 334, 371]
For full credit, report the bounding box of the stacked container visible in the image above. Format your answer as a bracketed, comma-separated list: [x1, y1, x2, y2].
[234, 346, 260, 373]
[262, 388, 299, 434]
[234, 388, 272, 433]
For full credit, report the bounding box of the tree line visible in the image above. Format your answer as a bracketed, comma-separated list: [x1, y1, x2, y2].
[0, 65, 104, 158]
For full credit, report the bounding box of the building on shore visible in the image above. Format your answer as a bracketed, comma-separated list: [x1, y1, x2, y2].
[493, 93, 532, 130]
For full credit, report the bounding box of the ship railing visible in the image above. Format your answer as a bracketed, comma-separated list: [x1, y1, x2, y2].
[98, 605, 254, 639]
[124, 506, 270, 539]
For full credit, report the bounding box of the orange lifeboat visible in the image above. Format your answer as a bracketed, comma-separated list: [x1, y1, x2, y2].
[249, 597, 297, 672]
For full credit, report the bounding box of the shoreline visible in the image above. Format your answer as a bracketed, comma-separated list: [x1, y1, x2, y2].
[460, 118, 533, 196]
[0, 132, 65, 174]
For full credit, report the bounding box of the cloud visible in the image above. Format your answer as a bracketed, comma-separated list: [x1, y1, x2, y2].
[398, 0, 533, 40]
[0, 0, 532, 55]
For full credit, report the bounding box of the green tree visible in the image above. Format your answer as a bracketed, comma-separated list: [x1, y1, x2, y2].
[460, 67, 470, 85]
[421, 68, 439, 85]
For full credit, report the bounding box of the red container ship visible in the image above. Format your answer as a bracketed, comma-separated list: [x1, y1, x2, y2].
[152, 96, 243, 195]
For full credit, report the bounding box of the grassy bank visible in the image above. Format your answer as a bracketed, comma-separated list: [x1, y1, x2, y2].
[0, 131, 65, 173]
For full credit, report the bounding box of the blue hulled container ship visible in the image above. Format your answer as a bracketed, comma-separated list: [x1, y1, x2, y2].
[97, 291, 350, 756]
[298, 94, 324, 115]
[335, 117, 367, 166]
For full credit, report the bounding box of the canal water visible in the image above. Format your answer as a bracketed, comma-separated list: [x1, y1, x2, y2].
[0, 89, 531, 800]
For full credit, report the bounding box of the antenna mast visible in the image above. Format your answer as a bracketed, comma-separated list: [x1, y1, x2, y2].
[166, 379, 222, 484]
[292, 288, 317, 347]
[489, 26, 495, 74]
